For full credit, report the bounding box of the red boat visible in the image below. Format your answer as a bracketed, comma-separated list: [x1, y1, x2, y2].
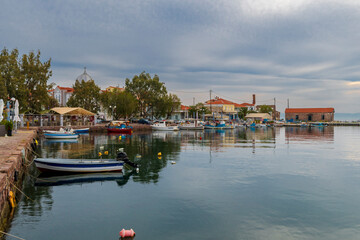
[107, 121, 133, 134]
[107, 127, 132, 134]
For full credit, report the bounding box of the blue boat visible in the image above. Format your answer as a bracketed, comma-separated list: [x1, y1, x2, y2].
[44, 133, 79, 139]
[74, 128, 89, 133]
[34, 158, 124, 173]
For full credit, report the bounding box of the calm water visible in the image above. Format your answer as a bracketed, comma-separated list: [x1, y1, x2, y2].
[5, 127, 360, 240]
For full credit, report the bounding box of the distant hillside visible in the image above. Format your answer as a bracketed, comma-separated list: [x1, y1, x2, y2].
[334, 113, 360, 121]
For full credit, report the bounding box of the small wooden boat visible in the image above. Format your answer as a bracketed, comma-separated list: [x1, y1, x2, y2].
[179, 121, 204, 130]
[34, 158, 124, 173]
[151, 121, 179, 131]
[107, 121, 133, 134]
[74, 128, 89, 133]
[44, 132, 79, 139]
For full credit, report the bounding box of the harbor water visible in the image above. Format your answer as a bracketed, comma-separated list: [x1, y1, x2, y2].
[5, 126, 360, 240]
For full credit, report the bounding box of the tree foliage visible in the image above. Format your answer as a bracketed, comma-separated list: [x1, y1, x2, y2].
[188, 103, 210, 118]
[100, 90, 138, 119]
[125, 72, 167, 118]
[67, 79, 101, 113]
[0, 48, 54, 112]
[258, 105, 273, 114]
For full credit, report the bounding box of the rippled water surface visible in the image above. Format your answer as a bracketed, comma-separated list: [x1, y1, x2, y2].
[6, 127, 360, 240]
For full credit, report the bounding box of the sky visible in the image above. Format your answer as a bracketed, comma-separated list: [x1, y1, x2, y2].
[1, 0, 360, 113]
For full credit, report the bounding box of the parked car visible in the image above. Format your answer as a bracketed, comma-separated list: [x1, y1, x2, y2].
[138, 119, 151, 125]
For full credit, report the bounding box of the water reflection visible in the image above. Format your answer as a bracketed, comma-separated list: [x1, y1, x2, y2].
[285, 126, 334, 143]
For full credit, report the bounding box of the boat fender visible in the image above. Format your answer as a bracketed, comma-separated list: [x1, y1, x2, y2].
[98, 152, 102, 157]
[158, 152, 162, 156]
[8, 191, 16, 208]
[199, 137, 202, 140]
[119, 136, 122, 140]
[119, 229, 135, 238]
[104, 151, 109, 155]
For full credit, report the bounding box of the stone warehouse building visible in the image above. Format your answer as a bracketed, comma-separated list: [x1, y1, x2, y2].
[285, 108, 335, 122]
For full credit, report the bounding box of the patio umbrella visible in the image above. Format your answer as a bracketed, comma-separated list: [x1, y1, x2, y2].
[0, 99, 3, 122]
[13, 100, 21, 122]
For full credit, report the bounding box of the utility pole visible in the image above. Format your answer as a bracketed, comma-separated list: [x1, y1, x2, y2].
[210, 90, 212, 114]
[193, 97, 195, 106]
[274, 97, 276, 121]
[287, 98, 289, 109]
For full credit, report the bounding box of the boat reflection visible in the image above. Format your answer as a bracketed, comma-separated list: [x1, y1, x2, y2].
[43, 139, 79, 144]
[35, 171, 134, 187]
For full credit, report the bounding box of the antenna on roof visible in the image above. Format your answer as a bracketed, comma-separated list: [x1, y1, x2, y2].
[84, 67, 87, 73]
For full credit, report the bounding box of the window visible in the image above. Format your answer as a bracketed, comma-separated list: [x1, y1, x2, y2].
[295, 115, 299, 120]
[322, 115, 325, 120]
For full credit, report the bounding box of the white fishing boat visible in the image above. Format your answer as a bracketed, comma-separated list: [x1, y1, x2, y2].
[151, 121, 179, 131]
[179, 120, 204, 130]
[44, 132, 79, 139]
[34, 158, 124, 173]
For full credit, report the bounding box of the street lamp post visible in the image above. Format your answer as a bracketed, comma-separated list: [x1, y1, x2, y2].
[109, 105, 116, 120]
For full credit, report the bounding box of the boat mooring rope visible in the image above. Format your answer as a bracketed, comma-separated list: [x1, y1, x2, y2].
[0, 230, 26, 240]
[6, 178, 34, 202]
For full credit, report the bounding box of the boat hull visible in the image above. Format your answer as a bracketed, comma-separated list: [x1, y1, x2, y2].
[179, 126, 204, 130]
[34, 158, 123, 173]
[74, 128, 89, 133]
[107, 127, 133, 134]
[44, 133, 79, 139]
[152, 126, 179, 131]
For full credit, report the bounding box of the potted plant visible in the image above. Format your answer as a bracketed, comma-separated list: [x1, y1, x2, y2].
[5, 120, 13, 136]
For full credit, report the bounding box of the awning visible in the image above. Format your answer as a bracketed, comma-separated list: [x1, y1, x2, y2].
[50, 107, 95, 116]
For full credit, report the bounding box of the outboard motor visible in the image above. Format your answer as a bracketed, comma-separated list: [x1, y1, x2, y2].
[116, 150, 139, 169]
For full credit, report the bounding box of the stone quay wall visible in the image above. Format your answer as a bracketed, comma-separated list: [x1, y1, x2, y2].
[0, 130, 37, 222]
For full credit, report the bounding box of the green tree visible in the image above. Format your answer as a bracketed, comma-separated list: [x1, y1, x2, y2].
[258, 105, 273, 114]
[237, 107, 248, 119]
[67, 79, 101, 113]
[21, 50, 52, 112]
[0, 48, 53, 112]
[188, 103, 210, 118]
[125, 72, 167, 118]
[101, 90, 138, 119]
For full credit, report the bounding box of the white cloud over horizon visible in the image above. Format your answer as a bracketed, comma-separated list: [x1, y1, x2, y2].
[1, 0, 360, 112]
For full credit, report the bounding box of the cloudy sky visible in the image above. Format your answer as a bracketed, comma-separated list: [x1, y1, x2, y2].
[1, 0, 360, 113]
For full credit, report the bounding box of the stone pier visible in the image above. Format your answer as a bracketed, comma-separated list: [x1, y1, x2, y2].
[0, 130, 37, 223]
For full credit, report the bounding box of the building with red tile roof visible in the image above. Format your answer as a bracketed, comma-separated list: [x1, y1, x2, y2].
[285, 108, 335, 122]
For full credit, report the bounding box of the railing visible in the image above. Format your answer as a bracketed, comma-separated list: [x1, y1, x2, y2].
[20, 114, 96, 127]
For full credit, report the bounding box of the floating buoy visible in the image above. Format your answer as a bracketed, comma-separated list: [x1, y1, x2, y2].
[8, 191, 16, 208]
[104, 151, 109, 155]
[119, 136, 122, 140]
[158, 156, 162, 160]
[158, 152, 162, 156]
[98, 152, 102, 157]
[119, 229, 135, 238]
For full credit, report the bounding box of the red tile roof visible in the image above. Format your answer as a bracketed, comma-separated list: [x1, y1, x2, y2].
[285, 108, 334, 113]
[57, 86, 74, 92]
[181, 105, 190, 110]
[205, 98, 253, 107]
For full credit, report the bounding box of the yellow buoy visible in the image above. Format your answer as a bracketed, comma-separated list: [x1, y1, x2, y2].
[104, 151, 109, 155]
[158, 156, 162, 160]
[158, 152, 162, 156]
[119, 136, 122, 140]
[9, 191, 16, 208]
[98, 152, 102, 157]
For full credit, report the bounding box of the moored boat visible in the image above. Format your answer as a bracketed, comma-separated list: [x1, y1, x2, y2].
[74, 128, 89, 133]
[179, 121, 204, 130]
[44, 133, 79, 139]
[107, 121, 133, 134]
[34, 158, 124, 173]
[151, 121, 179, 131]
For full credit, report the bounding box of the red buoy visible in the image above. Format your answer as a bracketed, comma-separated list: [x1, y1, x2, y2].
[200, 137, 202, 140]
[119, 229, 135, 238]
